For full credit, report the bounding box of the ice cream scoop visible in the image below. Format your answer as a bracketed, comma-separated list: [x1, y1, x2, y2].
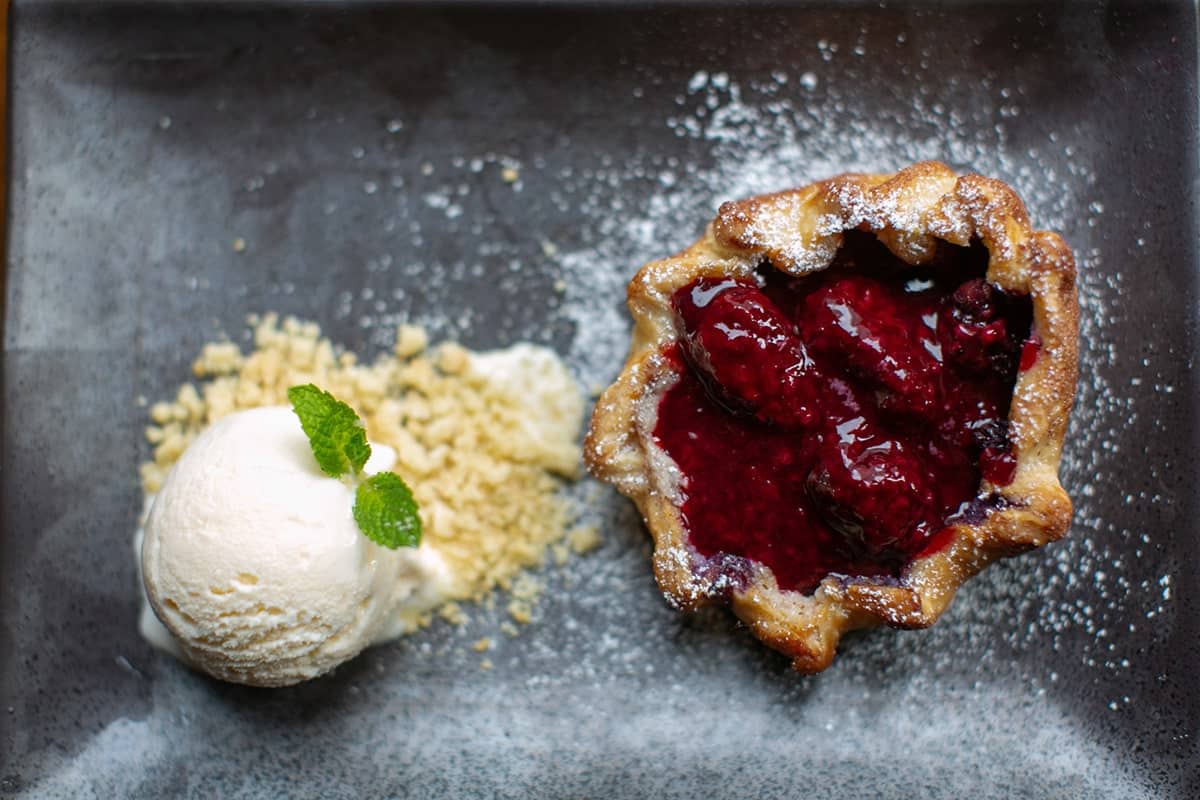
[140, 405, 449, 687]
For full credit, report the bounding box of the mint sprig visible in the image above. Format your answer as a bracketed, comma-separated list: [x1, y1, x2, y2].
[288, 384, 421, 549]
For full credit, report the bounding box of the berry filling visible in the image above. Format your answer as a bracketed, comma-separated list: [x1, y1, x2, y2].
[654, 232, 1034, 594]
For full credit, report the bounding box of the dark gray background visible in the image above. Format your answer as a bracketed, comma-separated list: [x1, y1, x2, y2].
[2, 2, 1197, 797]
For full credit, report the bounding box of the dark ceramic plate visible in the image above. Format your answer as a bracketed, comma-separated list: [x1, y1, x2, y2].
[2, 2, 1197, 797]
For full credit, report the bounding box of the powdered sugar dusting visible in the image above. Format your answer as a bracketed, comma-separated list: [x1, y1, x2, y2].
[543, 61, 1168, 779]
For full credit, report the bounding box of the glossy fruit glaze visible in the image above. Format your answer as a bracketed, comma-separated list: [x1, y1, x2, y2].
[654, 232, 1034, 594]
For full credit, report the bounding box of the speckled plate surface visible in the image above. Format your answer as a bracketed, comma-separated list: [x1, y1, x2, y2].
[2, 2, 1197, 797]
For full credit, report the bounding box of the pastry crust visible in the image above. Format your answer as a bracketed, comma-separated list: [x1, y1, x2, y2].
[585, 161, 1078, 672]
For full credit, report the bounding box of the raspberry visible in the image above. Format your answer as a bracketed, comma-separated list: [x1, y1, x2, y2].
[806, 425, 934, 559]
[938, 278, 1020, 376]
[672, 279, 825, 428]
[801, 275, 942, 420]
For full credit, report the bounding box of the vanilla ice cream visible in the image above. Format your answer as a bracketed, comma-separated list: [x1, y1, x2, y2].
[140, 405, 450, 687]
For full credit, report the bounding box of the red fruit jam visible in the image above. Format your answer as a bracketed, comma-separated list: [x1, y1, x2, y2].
[655, 232, 1034, 594]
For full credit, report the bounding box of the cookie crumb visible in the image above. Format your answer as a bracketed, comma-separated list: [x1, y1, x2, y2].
[394, 325, 428, 358]
[192, 342, 243, 377]
[139, 315, 588, 631]
[507, 600, 533, 625]
[568, 525, 602, 554]
[439, 603, 467, 626]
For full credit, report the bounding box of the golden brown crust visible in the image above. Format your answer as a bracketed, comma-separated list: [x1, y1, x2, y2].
[584, 161, 1078, 673]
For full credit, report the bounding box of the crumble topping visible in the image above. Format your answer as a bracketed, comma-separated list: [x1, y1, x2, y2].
[140, 313, 596, 626]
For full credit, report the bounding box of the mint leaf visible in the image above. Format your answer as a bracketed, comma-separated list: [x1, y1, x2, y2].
[287, 384, 371, 478]
[353, 472, 422, 549]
